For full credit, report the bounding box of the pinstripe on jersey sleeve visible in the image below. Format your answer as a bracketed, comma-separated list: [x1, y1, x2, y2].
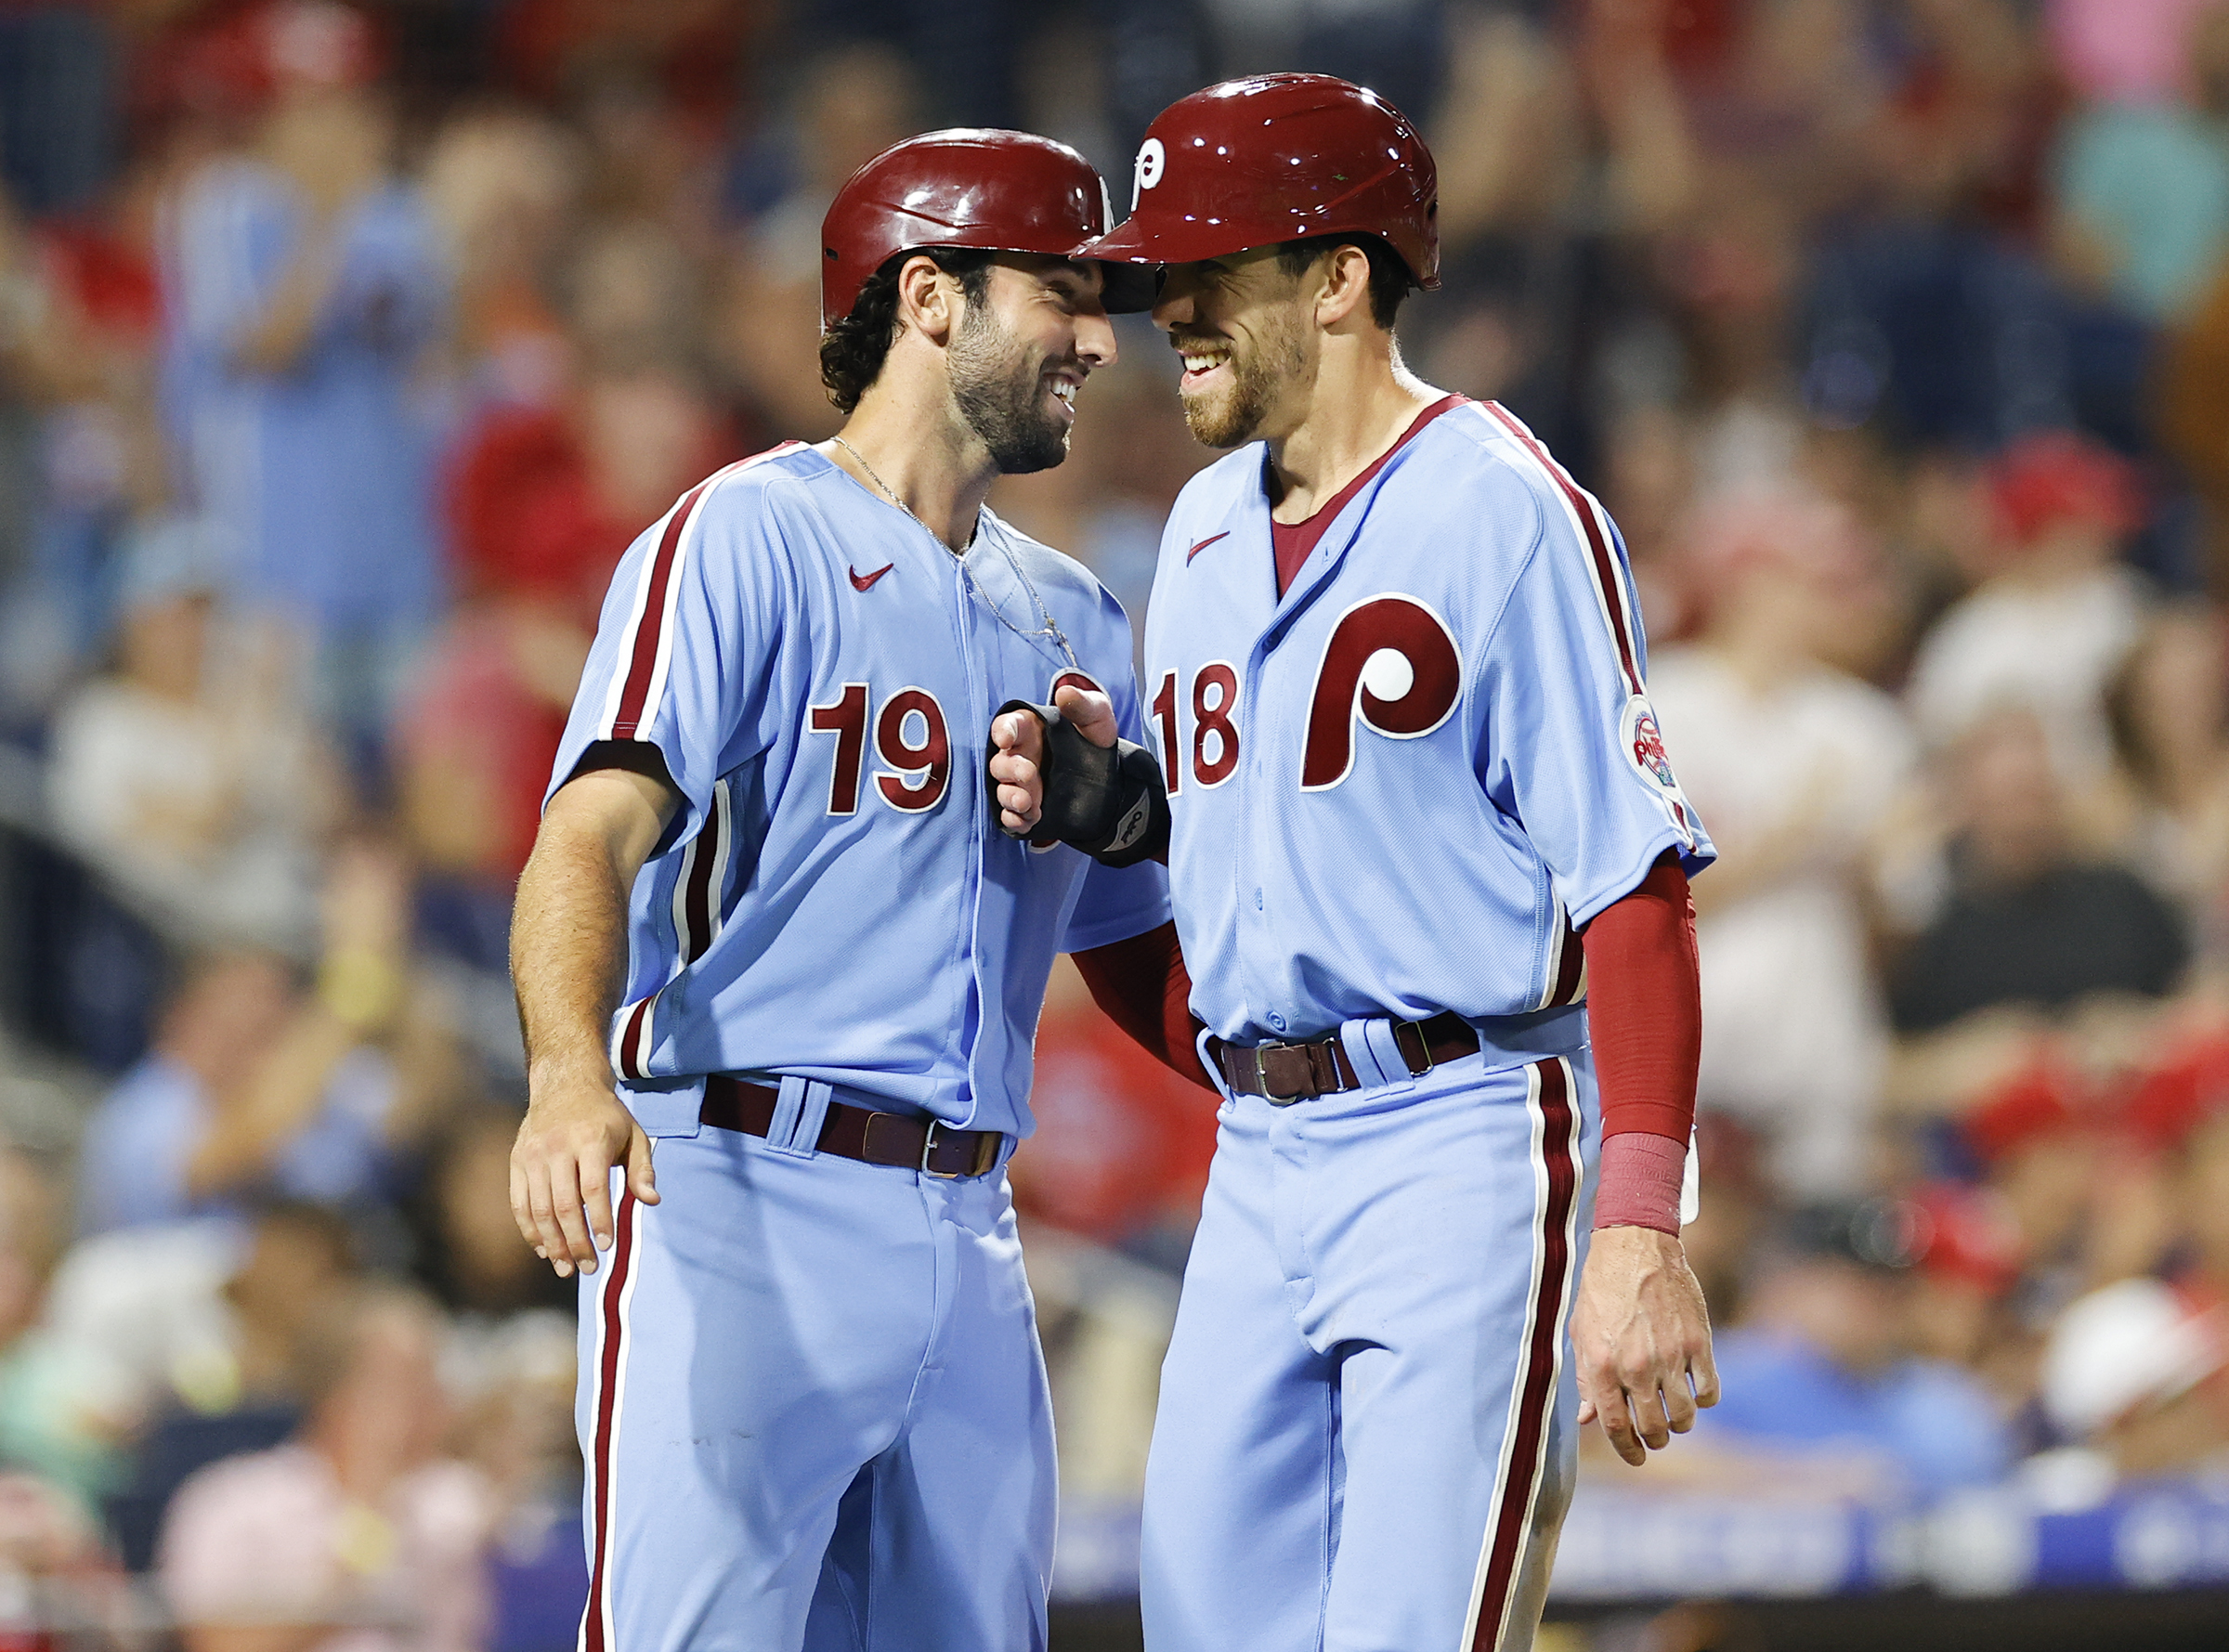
[1471, 447, 1714, 929]
[549, 452, 801, 842]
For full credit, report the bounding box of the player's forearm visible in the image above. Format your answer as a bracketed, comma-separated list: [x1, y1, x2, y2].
[1579, 852, 1701, 1234]
[512, 768, 677, 1088]
[512, 823, 635, 1090]
[1074, 921, 1215, 1089]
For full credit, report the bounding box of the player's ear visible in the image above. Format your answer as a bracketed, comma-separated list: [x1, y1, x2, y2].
[1314, 244, 1373, 332]
[895, 254, 958, 346]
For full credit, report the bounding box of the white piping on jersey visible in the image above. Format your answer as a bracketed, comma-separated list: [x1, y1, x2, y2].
[1536, 899, 1564, 1013]
[596, 487, 685, 738]
[609, 991, 659, 1084]
[595, 445, 799, 741]
[668, 777, 734, 966]
[700, 778, 736, 954]
[1468, 401, 1694, 851]
[1466, 403, 1644, 697]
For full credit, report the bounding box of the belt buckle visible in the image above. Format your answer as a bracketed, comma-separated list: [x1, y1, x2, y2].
[919, 1120, 997, 1179]
[1257, 1043, 1315, 1106]
[1392, 1020, 1433, 1078]
[920, 1120, 960, 1178]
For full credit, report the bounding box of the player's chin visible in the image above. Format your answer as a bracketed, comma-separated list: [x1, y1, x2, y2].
[1178, 383, 1255, 449]
[990, 419, 1073, 475]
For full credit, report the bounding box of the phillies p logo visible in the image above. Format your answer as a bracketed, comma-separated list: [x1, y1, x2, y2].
[1301, 596, 1463, 790]
[1133, 138, 1166, 210]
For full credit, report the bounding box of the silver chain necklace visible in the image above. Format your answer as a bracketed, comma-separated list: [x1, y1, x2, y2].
[829, 435, 1079, 669]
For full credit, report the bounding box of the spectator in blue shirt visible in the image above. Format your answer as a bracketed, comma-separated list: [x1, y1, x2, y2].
[1697, 1200, 2015, 1498]
[75, 843, 454, 1235]
[156, 13, 448, 754]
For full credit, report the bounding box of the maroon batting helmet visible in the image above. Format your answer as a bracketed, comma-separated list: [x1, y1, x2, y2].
[819, 128, 1155, 330]
[1083, 73, 1440, 289]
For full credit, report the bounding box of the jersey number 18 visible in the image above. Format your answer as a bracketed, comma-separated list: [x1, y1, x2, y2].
[1151, 595, 1462, 796]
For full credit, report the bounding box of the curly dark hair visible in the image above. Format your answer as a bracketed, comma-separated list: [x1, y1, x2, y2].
[820, 247, 998, 413]
[1274, 234, 1416, 332]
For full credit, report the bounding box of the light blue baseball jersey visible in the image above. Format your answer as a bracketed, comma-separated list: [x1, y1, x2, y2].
[1141, 397, 1714, 1047]
[549, 441, 1170, 1138]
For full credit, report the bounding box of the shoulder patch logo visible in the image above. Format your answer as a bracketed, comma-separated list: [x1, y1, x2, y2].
[1620, 693, 1684, 798]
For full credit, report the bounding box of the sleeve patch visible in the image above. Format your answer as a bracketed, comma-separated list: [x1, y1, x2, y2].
[1621, 693, 1687, 802]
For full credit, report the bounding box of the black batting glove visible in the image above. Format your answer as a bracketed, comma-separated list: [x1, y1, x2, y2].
[989, 699, 1169, 867]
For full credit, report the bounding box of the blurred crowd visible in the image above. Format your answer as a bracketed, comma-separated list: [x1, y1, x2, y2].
[5, 0, 2229, 1639]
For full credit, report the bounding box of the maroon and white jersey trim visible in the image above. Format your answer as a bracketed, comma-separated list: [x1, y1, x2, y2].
[1463, 1056, 1583, 1650]
[579, 1186, 643, 1652]
[596, 443, 804, 742]
[1471, 403, 1693, 848]
[670, 777, 734, 965]
[610, 994, 658, 1084]
[1535, 904, 1587, 1011]
[1473, 404, 1641, 695]
[608, 776, 736, 1083]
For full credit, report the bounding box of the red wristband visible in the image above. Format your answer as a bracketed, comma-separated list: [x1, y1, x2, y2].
[1594, 1130, 1685, 1234]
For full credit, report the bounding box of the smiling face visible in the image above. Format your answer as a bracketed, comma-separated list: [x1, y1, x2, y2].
[1152, 246, 1318, 449]
[946, 254, 1117, 475]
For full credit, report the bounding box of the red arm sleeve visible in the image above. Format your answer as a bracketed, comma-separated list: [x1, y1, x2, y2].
[1073, 920, 1216, 1091]
[1577, 850, 1701, 1234]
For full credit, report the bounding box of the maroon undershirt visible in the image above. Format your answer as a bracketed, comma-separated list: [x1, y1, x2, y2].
[1269, 393, 1468, 597]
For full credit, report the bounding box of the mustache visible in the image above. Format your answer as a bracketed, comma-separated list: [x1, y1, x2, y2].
[1167, 329, 1228, 350]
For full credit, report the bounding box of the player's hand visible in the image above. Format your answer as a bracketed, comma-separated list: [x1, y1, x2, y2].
[1571, 1225, 1719, 1466]
[988, 684, 1118, 836]
[510, 1069, 659, 1279]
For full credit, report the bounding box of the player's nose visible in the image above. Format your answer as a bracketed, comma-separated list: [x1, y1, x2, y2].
[1075, 306, 1116, 369]
[1152, 266, 1204, 330]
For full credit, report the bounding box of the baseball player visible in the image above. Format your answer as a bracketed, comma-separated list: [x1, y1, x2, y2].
[505, 131, 1202, 1652]
[1004, 75, 1723, 1650]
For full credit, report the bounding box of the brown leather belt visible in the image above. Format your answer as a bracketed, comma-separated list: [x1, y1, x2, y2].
[1207, 1011, 1480, 1103]
[699, 1075, 1003, 1179]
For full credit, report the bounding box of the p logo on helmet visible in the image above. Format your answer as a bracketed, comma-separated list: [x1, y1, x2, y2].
[1082, 73, 1440, 290]
[1133, 138, 1167, 210]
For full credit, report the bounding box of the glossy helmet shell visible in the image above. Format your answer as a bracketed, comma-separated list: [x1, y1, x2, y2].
[819, 128, 1155, 329]
[1084, 73, 1440, 289]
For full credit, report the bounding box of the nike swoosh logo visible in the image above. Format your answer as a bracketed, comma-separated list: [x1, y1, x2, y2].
[1186, 532, 1231, 565]
[849, 562, 895, 592]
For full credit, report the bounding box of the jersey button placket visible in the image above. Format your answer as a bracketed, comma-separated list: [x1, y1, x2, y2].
[951, 554, 989, 1109]
[1234, 645, 1277, 1042]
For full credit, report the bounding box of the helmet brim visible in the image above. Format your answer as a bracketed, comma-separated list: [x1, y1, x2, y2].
[1081, 215, 1254, 271]
[1095, 260, 1160, 314]
[1081, 215, 1440, 291]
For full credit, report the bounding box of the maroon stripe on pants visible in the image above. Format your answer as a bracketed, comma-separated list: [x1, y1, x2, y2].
[1479, 401, 1642, 696]
[580, 1188, 639, 1652]
[610, 480, 713, 739]
[1471, 1059, 1579, 1649]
